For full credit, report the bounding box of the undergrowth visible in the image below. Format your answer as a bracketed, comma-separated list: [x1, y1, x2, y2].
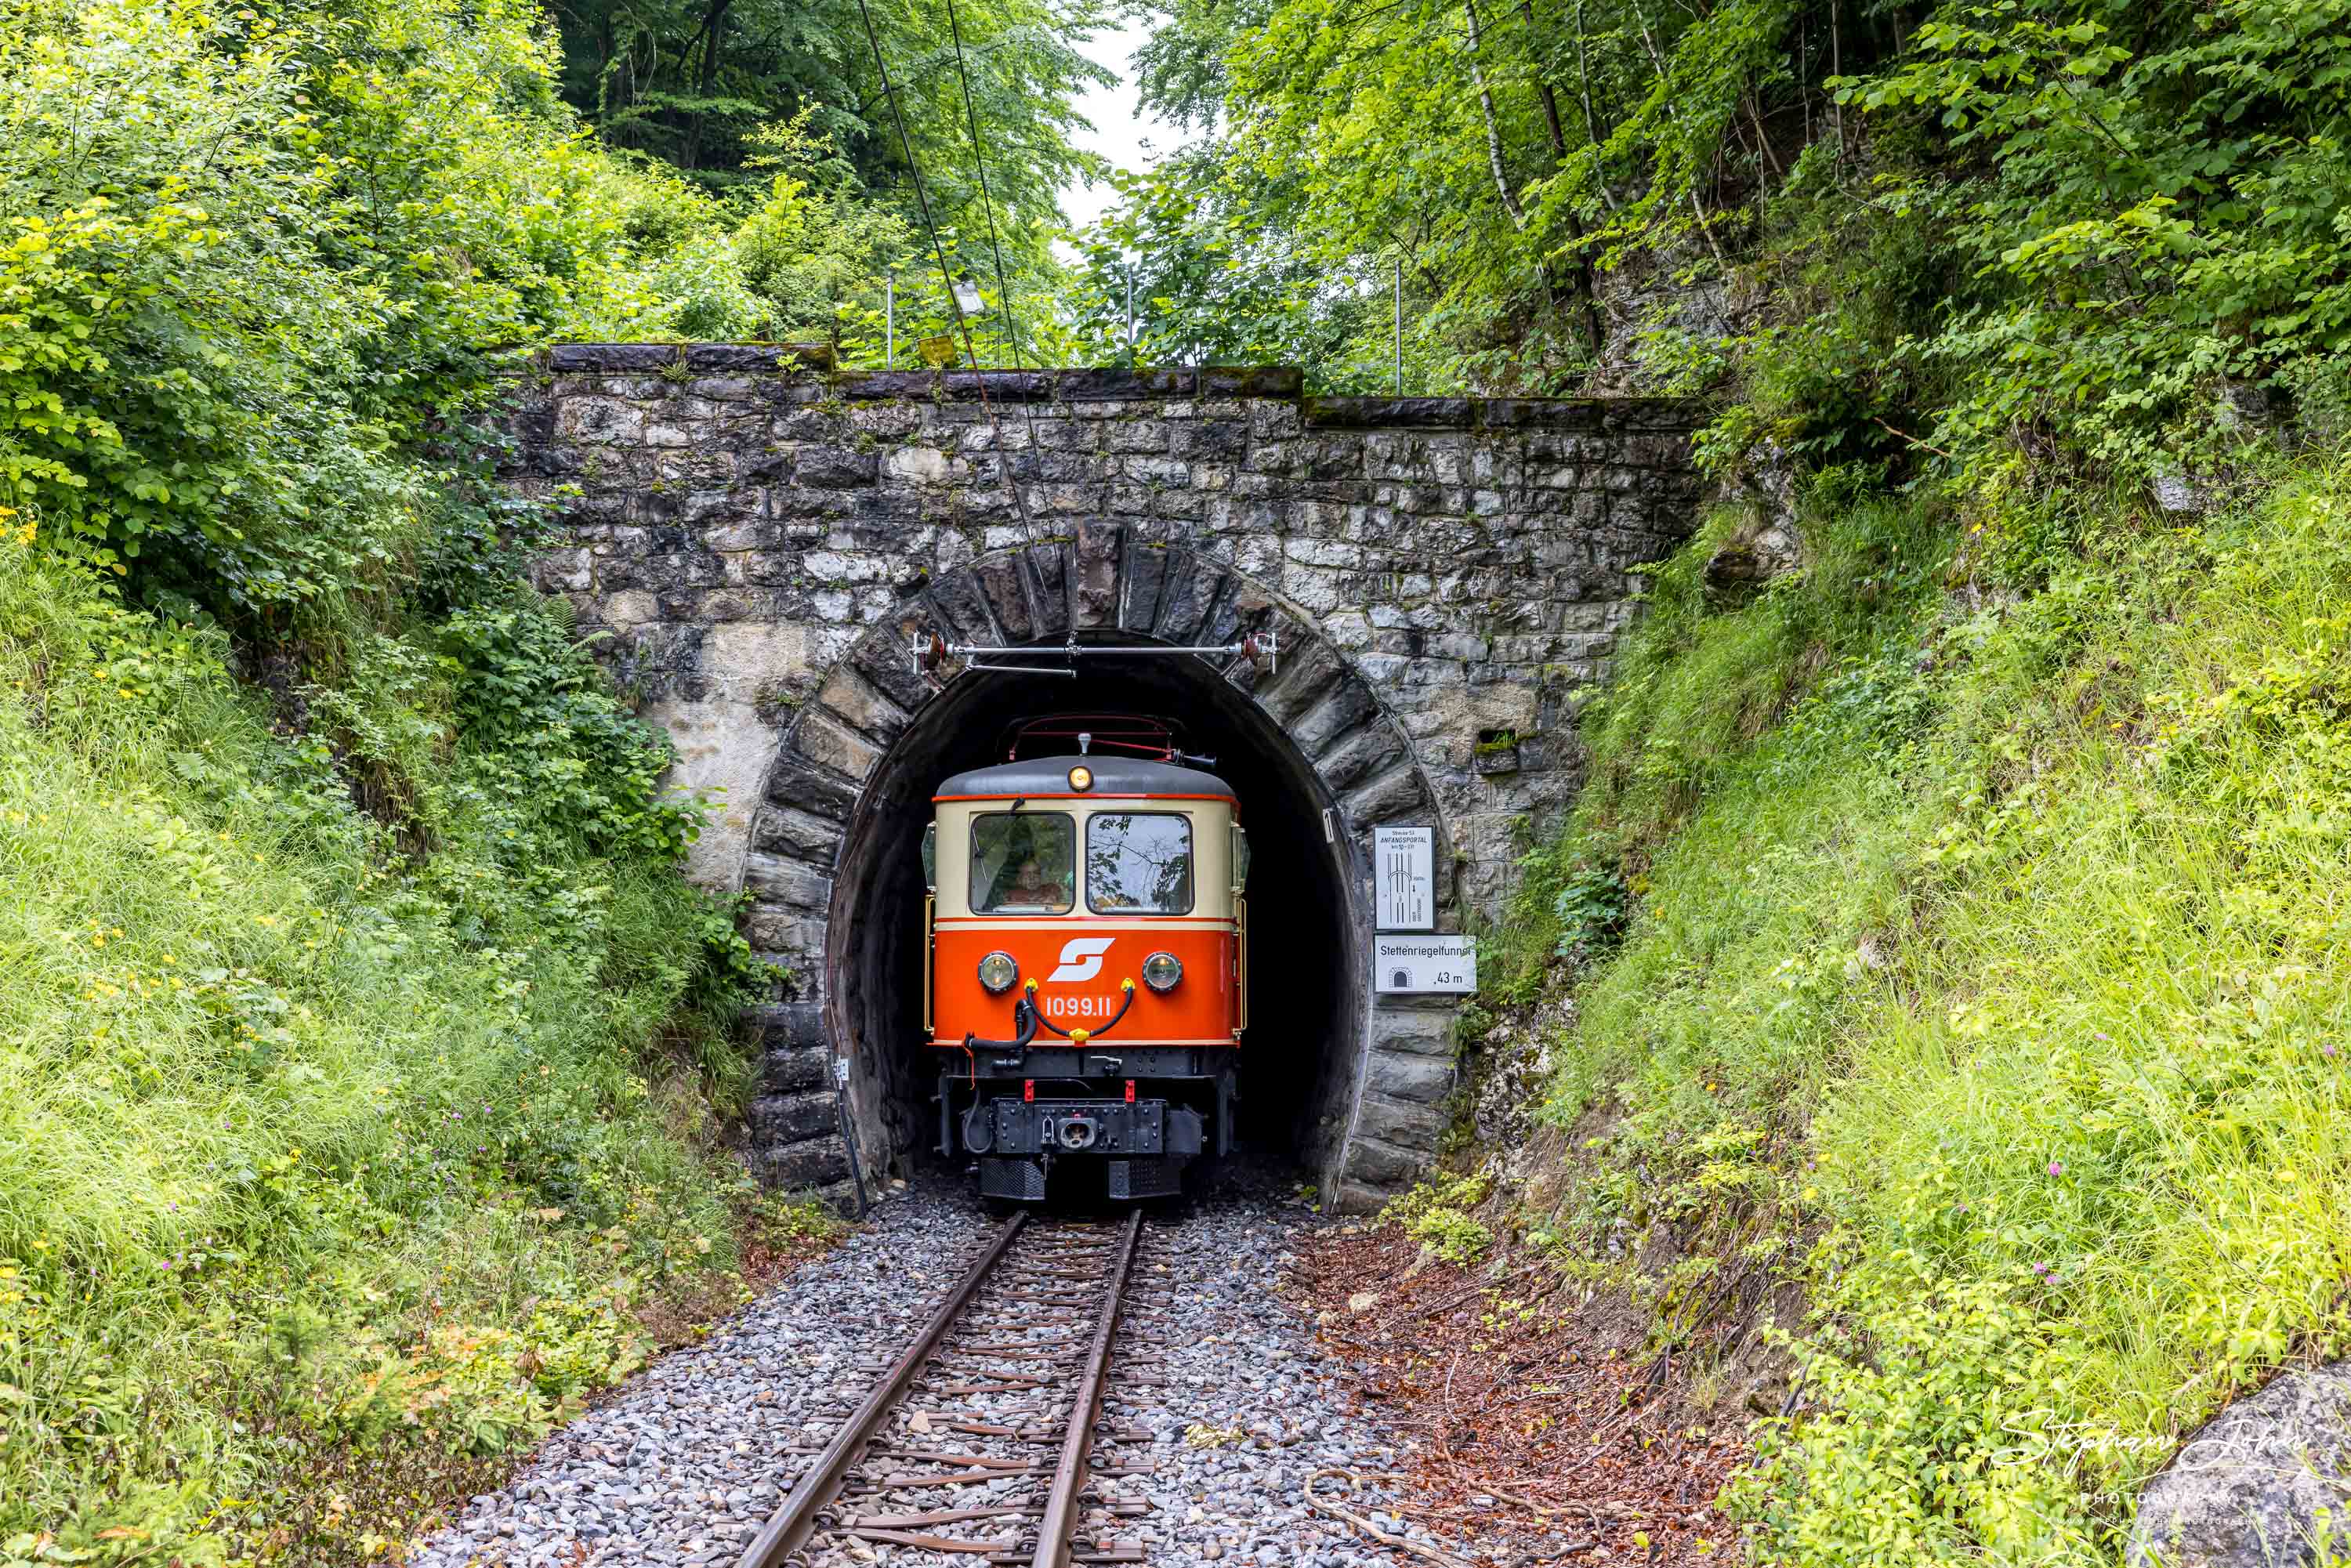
[1496, 449, 2351, 1563]
[0, 532, 777, 1565]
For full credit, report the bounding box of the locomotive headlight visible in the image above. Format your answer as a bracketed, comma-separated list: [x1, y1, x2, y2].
[1068, 765, 1094, 791]
[977, 951, 1019, 994]
[1141, 951, 1183, 992]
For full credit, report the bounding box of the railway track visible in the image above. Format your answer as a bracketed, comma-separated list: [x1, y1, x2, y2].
[738, 1210, 1160, 1568]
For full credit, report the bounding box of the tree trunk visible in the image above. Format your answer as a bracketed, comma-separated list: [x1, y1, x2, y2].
[1569, 0, 1620, 212]
[1464, 0, 1529, 231]
[680, 0, 737, 170]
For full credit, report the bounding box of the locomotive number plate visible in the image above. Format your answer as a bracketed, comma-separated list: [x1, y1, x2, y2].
[1040, 993, 1124, 1019]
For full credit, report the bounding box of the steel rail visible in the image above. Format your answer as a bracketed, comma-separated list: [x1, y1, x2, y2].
[737, 1211, 1027, 1568]
[1031, 1208, 1146, 1568]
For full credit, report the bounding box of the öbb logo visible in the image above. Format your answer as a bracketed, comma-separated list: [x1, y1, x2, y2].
[1046, 936, 1116, 983]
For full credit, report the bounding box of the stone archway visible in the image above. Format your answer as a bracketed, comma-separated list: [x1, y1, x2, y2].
[740, 531, 1459, 1213]
[503, 352, 1714, 1209]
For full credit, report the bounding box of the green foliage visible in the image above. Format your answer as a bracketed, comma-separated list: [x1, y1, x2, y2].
[1728, 1248, 2093, 1563]
[0, 52, 808, 1552]
[733, 123, 915, 342]
[549, 0, 1113, 199]
[1511, 451, 2351, 1559]
[542, 0, 1114, 343]
[0, 481, 766, 1562]
[1383, 1171, 1498, 1262]
[1826, 0, 2351, 475]
[437, 601, 701, 860]
[1549, 852, 1628, 961]
[0, 0, 777, 624]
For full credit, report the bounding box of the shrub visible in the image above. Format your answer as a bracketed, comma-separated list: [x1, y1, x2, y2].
[1384, 1171, 1498, 1264]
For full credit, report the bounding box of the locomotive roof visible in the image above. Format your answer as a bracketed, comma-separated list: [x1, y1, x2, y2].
[934, 754, 1234, 801]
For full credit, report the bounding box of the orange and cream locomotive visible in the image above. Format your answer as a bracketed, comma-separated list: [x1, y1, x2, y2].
[920, 719, 1248, 1201]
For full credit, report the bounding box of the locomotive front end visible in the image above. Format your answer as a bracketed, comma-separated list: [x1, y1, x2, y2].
[923, 751, 1248, 1203]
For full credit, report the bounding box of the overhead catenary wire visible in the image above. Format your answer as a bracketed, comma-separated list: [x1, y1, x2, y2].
[848, 0, 1040, 544]
[940, 0, 1047, 456]
[940, 0, 1032, 374]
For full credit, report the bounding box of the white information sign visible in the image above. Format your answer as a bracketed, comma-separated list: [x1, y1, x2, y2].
[1374, 825, 1435, 931]
[1375, 933, 1476, 994]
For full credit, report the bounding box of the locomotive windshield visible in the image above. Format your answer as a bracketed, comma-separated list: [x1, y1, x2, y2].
[1085, 813, 1194, 914]
[970, 813, 1074, 913]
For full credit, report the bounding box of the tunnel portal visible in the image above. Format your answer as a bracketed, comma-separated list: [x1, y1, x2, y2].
[504, 353, 1708, 1209]
[828, 648, 1367, 1195]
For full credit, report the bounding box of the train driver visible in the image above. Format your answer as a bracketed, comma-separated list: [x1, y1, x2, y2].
[996, 856, 1068, 910]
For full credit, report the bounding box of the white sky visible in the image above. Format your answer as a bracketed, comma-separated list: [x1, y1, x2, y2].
[1058, 12, 1180, 236]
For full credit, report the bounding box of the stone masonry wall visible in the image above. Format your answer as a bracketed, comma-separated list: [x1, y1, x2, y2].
[502, 346, 1705, 1211]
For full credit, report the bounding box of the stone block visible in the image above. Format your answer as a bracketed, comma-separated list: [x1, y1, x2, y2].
[882, 445, 956, 484]
[1173, 419, 1250, 461]
[1339, 1129, 1432, 1186]
[1366, 1048, 1455, 1103]
[812, 666, 908, 747]
[1325, 1179, 1396, 1215]
[1306, 397, 1473, 430]
[743, 852, 833, 911]
[1477, 397, 1606, 432]
[1118, 544, 1168, 633]
[791, 707, 881, 781]
[1314, 723, 1404, 794]
[796, 447, 880, 488]
[1200, 366, 1303, 399]
[1055, 368, 1194, 400]
[1074, 521, 1124, 628]
[1353, 1092, 1447, 1147]
[759, 1133, 850, 1190]
[553, 397, 645, 445]
[929, 570, 998, 643]
[942, 370, 1054, 403]
[751, 805, 846, 864]
[744, 904, 826, 957]
[549, 343, 680, 374]
[1252, 636, 1344, 725]
[1032, 418, 1099, 452]
[763, 747, 860, 818]
[1107, 420, 1172, 454]
[1024, 543, 1072, 639]
[599, 589, 659, 628]
[1371, 1007, 1460, 1057]
[833, 371, 937, 400]
[762, 1044, 831, 1093]
[975, 552, 1037, 642]
[1291, 679, 1378, 757]
[1344, 759, 1430, 824]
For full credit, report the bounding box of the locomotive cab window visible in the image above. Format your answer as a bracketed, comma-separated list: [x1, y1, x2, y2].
[1086, 813, 1194, 914]
[970, 813, 1074, 914]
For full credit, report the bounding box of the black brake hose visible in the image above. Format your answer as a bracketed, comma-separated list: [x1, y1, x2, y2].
[963, 995, 1041, 1056]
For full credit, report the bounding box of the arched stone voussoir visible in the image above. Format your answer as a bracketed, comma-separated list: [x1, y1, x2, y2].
[809, 657, 915, 754]
[844, 619, 938, 719]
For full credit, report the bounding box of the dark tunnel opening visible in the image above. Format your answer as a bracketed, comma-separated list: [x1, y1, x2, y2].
[823, 648, 1367, 1192]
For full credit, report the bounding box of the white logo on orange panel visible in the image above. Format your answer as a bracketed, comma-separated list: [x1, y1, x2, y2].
[1047, 936, 1117, 983]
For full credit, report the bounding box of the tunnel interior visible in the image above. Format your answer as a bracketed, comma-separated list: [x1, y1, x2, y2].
[824, 649, 1368, 1190]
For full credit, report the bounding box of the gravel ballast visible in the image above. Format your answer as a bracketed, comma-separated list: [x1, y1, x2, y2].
[408, 1178, 1440, 1568]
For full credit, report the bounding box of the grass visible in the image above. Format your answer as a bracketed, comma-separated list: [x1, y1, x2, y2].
[1496, 452, 2351, 1563]
[0, 531, 774, 1564]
